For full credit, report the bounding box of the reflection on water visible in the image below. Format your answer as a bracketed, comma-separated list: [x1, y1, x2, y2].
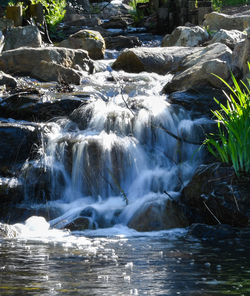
[0, 228, 249, 296]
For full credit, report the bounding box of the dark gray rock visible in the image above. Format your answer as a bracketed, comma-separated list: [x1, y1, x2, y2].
[181, 163, 250, 227]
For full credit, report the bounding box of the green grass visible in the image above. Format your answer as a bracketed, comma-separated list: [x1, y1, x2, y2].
[204, 65, 250, 175]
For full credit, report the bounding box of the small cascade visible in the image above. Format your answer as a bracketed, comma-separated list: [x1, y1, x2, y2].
[22, 70, 204, 230]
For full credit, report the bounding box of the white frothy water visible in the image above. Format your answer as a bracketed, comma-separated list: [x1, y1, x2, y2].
[22, 70, 203, 232]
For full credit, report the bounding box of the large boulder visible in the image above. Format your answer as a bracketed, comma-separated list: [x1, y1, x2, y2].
[163, 43, 232, 93]
[232, 27, 250, 77]
[162, 26, 209, 47]
[112, 46, 200, 74]
[203, 11, 250, 31]
[0, 47, 94, 84]
[3, 25, 42, 51]
[181, 163, 250, 227]
[127, 198, 189, 231]
[59, 29, 105, 60]
[208, 29, 247, 49]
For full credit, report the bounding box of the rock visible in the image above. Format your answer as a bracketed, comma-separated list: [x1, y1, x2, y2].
[112, 46, 199, 74]
[232, 28, 250, 77]
[64, 15, 101, 27]
[127, 198, 189, 231]
[101, 16, 128, 29]
[208, 29, 247, 50]
[0, 47, 94, 84]
[203, 11, 250, 31]
[167, 86, 227, 117]
[65, 217, 92, 231]
[0, 93, 87, 121]
[163, 43, 232, 93]
[162, 26, 209, 47]
[181, 163, 250, 227]
[0, 123, 40, 171]
[0, 71, 17, 88]
[0, 18, 14, 32]
[59, 29, 105, 60]
[188, 223, 238, 240]
[0, 177, 23, 222]
[105, 35, 141, 50]
[3, 25, 42, 51]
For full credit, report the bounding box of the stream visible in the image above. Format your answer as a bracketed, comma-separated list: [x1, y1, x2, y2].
[0, 14, 249, 295]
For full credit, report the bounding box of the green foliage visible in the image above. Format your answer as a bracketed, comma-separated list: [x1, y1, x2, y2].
[30, 0, 66, 29]
[129, 0, 149, 25]
[204, 64, 250, 175]
[212, 0, 249, 11]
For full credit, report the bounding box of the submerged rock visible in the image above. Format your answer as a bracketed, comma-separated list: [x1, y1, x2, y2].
[59, 29, 105, 60]
[128, 198, 189, 231]
[0, 47, 94, 84]
[162, 26, 209, 47]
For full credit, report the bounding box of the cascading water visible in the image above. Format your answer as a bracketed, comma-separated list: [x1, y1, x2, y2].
[22, 69, 204, 230]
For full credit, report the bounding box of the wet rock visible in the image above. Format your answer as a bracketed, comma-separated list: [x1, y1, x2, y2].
[0, 94, 86, 122]
[65, 217, 92, 231]
[0, 71, 17, 88]
[162, 26, 209, 47]
[0, 47, 94, 84]
[112, 46, 198, 74]
[128, 198, 189, 231]
[3, 25, 42, 51]
[188, 223, 238, 240]
[59, 29, 105, 60]
[0, 123, 40, 170]
[208, 29, 247, 50]
[181, 163, 250, 227]
[203, 11, 250, 31]
[105, 35, 141, 50]
[167, 86, 227, 117]
[232, 28, 250, 77]
[163, 43, 232, 93]
[0, 177, 23, 222]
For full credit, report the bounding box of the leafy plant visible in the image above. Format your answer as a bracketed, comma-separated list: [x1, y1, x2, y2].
[30, 0, 66, 30]
[204, 64, 250, 175]
[129, 0, 149, 25]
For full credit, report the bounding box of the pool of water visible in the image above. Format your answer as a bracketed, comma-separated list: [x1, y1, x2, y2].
[0, 225, 249, 296]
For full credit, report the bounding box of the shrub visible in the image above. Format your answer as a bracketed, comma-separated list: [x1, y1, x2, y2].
[204, 65, 250, 175]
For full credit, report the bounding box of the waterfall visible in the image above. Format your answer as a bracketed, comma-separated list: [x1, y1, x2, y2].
[22, 70, 203, 230]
